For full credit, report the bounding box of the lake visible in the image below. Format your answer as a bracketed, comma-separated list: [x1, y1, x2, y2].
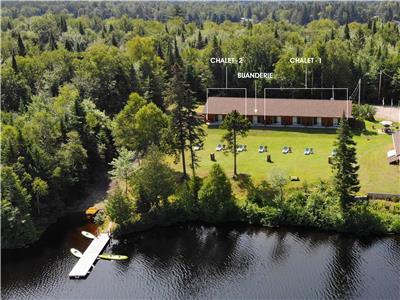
[2, 215, 400, 299]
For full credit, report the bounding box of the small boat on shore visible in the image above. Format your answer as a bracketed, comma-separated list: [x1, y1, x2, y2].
[98, 253, 128, 260]
[70, 248, 83, 258]
[81, 231, 97, 240]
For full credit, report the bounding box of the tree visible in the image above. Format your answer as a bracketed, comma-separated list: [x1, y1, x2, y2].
[113, 93, 168, 157]
[134, 147, 176, 212]
[220, 110, 251, 177]
[64, 39, 73, 51]
[60, 16, 68, 32]
[332, 113, 360, 208]
[164, 65, 205, 178]
[109, 148, 136, 196]
[32, 177, 48, 215]
[269, 169, 289, 203]
[11, 54, 18, 72]
[208, 36, 224, 86]
[49, 32, 58, 50]
[1, 167, 38, 249]
[132, 103, 169, 156]
[198, 164, 235, 221]
[17, 33, 27, 56]
[344, 22, 350, 39]
[78, 22, 85, 35]
[105, 188, 134, 226]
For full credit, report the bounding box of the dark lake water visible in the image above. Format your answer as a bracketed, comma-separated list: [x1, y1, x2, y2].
[2, 215, 400, 299]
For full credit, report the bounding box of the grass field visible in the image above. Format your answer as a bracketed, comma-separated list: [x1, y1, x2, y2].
[171, 121, 400, 194]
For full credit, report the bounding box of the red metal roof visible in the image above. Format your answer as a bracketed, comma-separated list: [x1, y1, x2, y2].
[204, 97, 352, 118]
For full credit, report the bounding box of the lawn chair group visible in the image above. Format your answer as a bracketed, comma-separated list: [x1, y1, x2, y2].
[304, 148, 314, 155]
[282, 146, 292, 154]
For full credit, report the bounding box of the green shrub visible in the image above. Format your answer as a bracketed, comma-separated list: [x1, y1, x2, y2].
[198, 164, 239, 222]
[244, 202, 281, 226]
[352, 104, 376, 121]
[105, 188, 135, 226]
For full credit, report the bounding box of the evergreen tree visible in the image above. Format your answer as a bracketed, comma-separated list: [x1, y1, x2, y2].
[11, 54, 18, 72]
[64, 39, 73, 51]
[164, 66, 203, 178]
[196, 30, 204, 49]
[174, 38, 182, 66]
[208, 36, 224, 86]
[344, 22, 350, 39]
[49, 32, 57, 50]
[60, 16, 68, 32]
[156, 42, 164, 59]
[111, 34, 118, 47]
[220, 110, 251, 177]
[17, 33, 27, 56]
[79, 22, 85, 35]
[332, 113, 360, 209]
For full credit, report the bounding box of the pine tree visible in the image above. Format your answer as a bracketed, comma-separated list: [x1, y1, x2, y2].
[196, 30, 203, 49]
[344, 22, 350, 40]
[330, 28, 335, 39]
[49, 32, 57, 50]
[332, 113, 360, 209]
[174, 38, 182, 66]
[111, 35, 118, 47]
[156, 42, 164, 59]
[11, 53, 18, 72]
[208, 36, 224, 86]
[79, 22, 85, 35]
[220, 110, 251, 177]
[60, 16, 68, 32]
[17, 33, 27, 56]
[164, 66, 204, 178]
[64, 39, 73, 51]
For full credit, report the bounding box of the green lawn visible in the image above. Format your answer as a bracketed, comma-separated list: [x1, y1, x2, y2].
[172, 121, 400, 194]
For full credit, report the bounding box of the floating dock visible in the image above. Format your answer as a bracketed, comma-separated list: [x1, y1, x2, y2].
[69, 233, 109, 279]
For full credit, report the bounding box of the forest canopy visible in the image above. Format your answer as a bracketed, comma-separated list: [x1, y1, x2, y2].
[1, 1, 400, 248]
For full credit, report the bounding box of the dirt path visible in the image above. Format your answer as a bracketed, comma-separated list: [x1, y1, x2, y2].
[69, 166, 115, 212]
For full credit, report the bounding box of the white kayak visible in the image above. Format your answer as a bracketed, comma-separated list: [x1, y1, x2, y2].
[81, 231, 96, 240]
[70, 248, 83, 258]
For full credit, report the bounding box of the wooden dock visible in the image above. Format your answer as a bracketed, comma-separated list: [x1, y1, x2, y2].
[69, 233, 110, 279]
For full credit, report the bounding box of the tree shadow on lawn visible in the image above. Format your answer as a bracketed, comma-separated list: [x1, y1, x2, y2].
[233, 173, 255, 191]
[351, 119, 377, 136]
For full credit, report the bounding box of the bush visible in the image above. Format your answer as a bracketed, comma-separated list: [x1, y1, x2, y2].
[352, 104, 376, 121]
[247, 180, 277, 207]
[198, 164, 239, 222]
[244, 202, 281, 226]
[105, 188, 135, 226]
[134, 148, 176, 213]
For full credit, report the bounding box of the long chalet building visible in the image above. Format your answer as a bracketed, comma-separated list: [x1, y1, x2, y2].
[203, 97, 352, 128]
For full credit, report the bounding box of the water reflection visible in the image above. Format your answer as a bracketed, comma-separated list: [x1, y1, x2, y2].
[2, 222, 399, 300]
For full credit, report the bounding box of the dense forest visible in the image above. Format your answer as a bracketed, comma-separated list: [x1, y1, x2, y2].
[1, 1, 400, 248]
